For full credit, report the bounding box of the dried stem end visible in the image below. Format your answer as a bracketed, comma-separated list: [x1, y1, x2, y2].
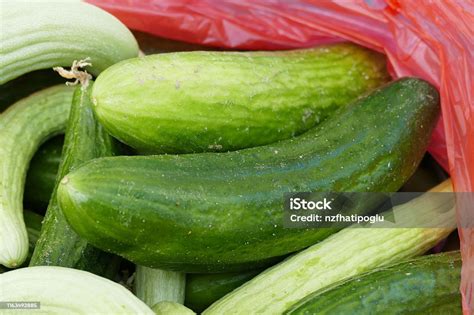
[53, 58, 93, 90]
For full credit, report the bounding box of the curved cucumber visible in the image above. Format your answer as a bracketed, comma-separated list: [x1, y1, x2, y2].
[286, 251, 461, 314]
[0, 266, 154, 314]
[58, 78, 440, 272]
[185, 270, 261, 313]
[24, 136, 64, 212]
[0, 2, 138, 85]
[30, 83, 120, 275]
[92, 43, 389, 153]
[0, 85, 73, 268]
[204, 180, 455, 314]
[0, 210, 43, 272]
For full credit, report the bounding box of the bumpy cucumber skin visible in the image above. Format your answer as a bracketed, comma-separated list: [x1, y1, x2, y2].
[0, 85, 73, 268]
[92, 43, 389, 153]
[24, 136, 64, 212]
[185, 270, 261, 313]
[204, 179, 455, 314]
[29, 84, 120, 278]
[0, 2, 138, 85]
[58, 78, 440, 273]
[286, 252, 461, 315]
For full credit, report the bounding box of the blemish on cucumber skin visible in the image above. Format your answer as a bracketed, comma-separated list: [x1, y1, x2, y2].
[92, 97, 98, 107]
[60, 176, 69, 185]
[208, 144, 223, 150]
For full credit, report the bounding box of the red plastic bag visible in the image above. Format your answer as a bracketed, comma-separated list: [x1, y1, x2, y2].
[88, 0, 474, 312]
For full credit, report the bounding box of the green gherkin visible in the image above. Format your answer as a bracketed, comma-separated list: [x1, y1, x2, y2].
[92, 43, 389, 153]
[58, 78, 439, 273]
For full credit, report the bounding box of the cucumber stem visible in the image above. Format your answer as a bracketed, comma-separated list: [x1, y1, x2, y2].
[135, 266, 186, 307]
[53, 58, 92, 89]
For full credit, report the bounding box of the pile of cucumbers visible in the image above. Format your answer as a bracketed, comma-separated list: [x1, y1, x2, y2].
[0, 2, 460, 314]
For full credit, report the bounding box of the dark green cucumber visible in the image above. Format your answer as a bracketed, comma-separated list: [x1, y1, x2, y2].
[204, 180, 454, 314]
[30, 83, 120, 277]
[286, 251, 461, 314]
[24, 136, 64, 212]
[92, 43, 389, 153]
[185, 270, 262, 313]
[58, 78, 440, 273]
[23, 210, 43, 255]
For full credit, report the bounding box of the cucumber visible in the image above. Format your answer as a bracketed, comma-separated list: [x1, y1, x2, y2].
[23, 210, 43, 256]
[204, 179, 455, 314]
[0, 211, 42, 273]
[57, 78, 440, 273]
[0, 211, 43, 272]
[0, 85, 73, 268]
[0, 70, 65, 112]
[92, 43, 389, 153]
[286, 251, 461, 314]
[0, 266, 154, 314]
[24, 136, 64, 212]
[152, 301, 195, 315]
[135, 266, 186, 307]
[0, 2, 138, 85]
[185, 270, 261, 313]
[30, 83, 120, 276]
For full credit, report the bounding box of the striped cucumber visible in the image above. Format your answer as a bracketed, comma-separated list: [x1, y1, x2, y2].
[0, 210, 43, 273]
[58, 78, 440, 273]
[204, 180, 456, 314]
[30, 83, 120, 275]
[286, 251, 461, 315]
[8, 210, 43, 271]
[135, 266, 186, 307]
[152, 301, 195, 315]
[0, 85, 73, 268]
[0, 266, 154, 314]
[0, 2, 138, 85]
[92, 43, 389, 153]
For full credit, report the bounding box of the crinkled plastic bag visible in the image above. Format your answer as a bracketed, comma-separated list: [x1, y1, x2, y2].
[88, 0, 474, 312]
